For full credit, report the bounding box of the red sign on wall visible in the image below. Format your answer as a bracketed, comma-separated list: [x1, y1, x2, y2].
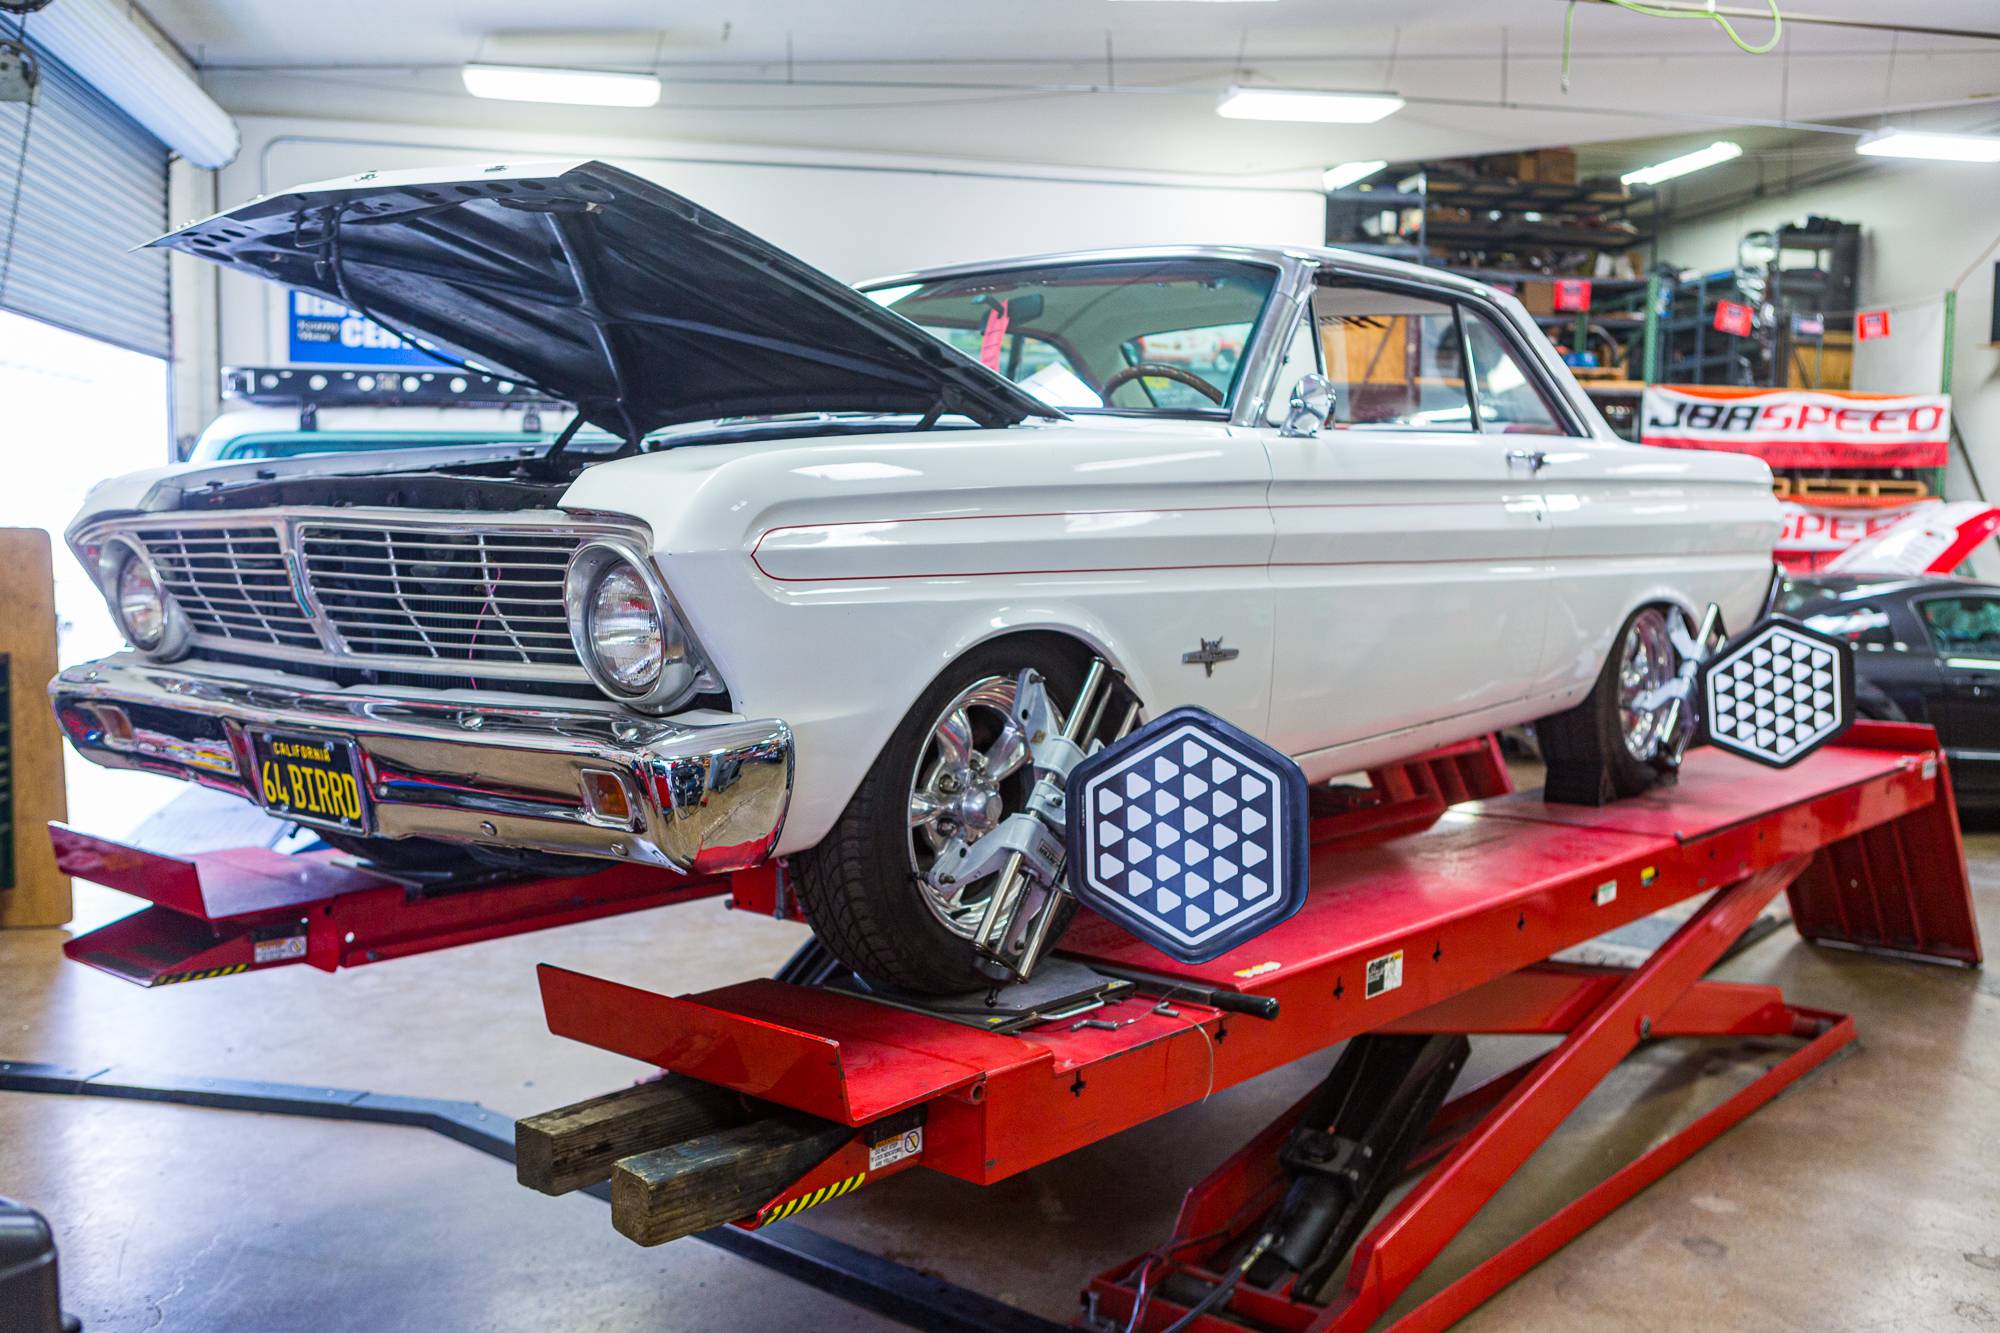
[1713, 301, 1755, 337]
[1552, 278, 1593, 313]
[1856, 309, 1892, 341]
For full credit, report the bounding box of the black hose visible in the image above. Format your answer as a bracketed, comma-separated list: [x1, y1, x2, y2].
[1157, 1232, 1274, 1333]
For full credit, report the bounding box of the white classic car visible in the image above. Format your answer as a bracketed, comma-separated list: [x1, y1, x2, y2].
[53, 161, 1781, 992]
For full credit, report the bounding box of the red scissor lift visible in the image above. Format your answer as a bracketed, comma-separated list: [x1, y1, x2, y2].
[52, 726, 1981, 1330]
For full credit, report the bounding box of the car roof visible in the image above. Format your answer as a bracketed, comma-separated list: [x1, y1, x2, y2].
[862, 244, 1499, 300]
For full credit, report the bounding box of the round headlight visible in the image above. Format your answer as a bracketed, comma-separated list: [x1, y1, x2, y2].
[115, 554, 168, 650]
[566, 542, 709, 712]
[586, 562, 666, 692]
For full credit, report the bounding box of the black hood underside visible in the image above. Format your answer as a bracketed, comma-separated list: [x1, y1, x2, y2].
[154, 160, 1060, 443]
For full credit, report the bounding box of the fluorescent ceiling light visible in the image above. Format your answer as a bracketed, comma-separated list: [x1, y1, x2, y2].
[462, 63, 662, 108]
[1855, 128, 2000, 163]
[1323, 160, 1388, 191]
[1217, 87, 1404, 124]
[1621, 140, 1743, 187]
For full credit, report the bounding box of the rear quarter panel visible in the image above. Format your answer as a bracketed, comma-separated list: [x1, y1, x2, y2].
[1540, 442, 1780, 707]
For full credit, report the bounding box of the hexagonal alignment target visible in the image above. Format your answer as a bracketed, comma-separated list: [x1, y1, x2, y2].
[1699, 617, 1855, 768]
[1065, 707, 1309, 963]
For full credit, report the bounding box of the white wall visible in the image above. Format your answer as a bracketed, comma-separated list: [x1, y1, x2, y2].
[1658, 161, 2000, 503]
[205, 114, 1325, 372]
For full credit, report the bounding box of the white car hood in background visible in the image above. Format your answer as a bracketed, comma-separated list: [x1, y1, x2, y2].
[1824, 502, 2000, 578]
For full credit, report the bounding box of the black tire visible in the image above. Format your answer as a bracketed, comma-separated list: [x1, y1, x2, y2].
[1536, 604, 1686, 801]
[793, 638, 1093, 995]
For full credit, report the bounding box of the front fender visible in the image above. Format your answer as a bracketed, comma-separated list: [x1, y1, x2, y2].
[559, 420, 1276, 855]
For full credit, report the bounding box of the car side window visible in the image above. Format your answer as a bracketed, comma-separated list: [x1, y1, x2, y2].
[1311, 285, 1474, 432]
[1461, 308, 1567, 437]
[1919, 596, 2000, 657]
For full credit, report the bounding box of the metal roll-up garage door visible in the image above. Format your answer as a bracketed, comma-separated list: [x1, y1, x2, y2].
[0, 30, 169, 357]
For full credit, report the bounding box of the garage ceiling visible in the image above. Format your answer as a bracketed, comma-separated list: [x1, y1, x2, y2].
[141, 0, 2000, 179]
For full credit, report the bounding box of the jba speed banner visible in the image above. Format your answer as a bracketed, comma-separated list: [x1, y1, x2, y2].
[1641, 386, 1949, 469]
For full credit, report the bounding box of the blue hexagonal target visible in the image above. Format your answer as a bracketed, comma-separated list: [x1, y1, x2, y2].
[1065, 707, 1309, 963]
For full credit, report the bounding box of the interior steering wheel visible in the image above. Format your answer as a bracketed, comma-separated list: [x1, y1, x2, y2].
[1099, 362, 1226, 405]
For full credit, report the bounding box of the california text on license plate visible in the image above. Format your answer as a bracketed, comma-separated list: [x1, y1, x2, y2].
[252, 732, 368, 832]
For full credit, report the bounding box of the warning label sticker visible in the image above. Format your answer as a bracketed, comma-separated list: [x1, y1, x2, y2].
[869, 1126, 923, 1171]
[1595, 880, 1618, 907]
[1364, 950, 1404, 1000]
[254, 934, 307, 965]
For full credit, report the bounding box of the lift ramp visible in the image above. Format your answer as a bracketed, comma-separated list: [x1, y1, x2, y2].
[518, 723, 1976, 1330]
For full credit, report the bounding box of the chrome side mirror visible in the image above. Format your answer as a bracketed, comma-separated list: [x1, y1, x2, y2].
[1280, 373, 1335, 438]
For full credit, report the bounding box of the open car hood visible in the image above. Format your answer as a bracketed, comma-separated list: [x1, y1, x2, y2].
[153, 160, 1060, 441]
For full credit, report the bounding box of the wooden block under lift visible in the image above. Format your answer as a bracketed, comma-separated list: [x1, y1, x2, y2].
[0, 529, 69, 930]
[515, 1074, 753, 1197]
[518, 1072, 855, 1247]
[610, 1112, 854, 1248]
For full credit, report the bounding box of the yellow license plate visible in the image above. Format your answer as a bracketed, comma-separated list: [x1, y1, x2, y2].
[251, 731, 368, 832]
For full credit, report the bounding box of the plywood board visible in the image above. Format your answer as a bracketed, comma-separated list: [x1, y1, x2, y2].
[0, 529, 70, 928]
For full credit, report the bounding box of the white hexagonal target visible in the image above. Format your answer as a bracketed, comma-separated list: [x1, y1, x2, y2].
[1700, 618, 1854, 768]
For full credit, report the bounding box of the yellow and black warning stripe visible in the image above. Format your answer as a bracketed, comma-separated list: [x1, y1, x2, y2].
[152, 963, 248, 987]
[759, 1172, 866, 1226]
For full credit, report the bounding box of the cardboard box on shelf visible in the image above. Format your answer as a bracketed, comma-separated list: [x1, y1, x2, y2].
[1476, 148, 1578, 185]
[1530, 148, 1578, 185]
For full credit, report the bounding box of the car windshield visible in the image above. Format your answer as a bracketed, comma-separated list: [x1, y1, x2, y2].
[866, 258, 1278, 415]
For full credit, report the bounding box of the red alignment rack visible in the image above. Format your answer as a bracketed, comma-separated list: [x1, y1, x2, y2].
[535, 723, 1977, 1329]
[52, 828, 745, 986]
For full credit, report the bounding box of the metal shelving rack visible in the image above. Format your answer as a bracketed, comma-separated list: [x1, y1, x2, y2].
[1324, 168, 1657, 273]
[1655, 269, 1746, 385]
[1324, 164, 1660, 386]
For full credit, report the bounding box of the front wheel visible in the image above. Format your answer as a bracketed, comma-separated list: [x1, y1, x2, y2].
[792, 641, 1100, 994]
[1536, 605, 1690, 801]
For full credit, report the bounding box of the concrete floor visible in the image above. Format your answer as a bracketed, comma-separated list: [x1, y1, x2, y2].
[4, 801, 1999, 1331]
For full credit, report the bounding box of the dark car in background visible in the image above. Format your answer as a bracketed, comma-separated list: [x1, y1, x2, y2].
[1776, 573, 2000, 806]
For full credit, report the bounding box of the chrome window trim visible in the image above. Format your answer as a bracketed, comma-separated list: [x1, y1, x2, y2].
[867, 244, 1607, 438]
[76, 507, 652, 686]
[1283, 264, 1594, 442]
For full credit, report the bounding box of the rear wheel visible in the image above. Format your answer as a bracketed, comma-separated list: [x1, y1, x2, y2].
[1537, 605, 1689, 800]
[793, 640, 1093, 995]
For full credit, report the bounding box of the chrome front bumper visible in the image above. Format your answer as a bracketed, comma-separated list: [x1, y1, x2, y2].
[51, 657, 793, 875]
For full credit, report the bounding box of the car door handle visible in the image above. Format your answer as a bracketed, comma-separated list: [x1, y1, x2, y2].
[1506, 449, 1548, 473]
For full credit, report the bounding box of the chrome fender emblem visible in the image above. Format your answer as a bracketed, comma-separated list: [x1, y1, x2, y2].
[1182, 637, 1240, 678]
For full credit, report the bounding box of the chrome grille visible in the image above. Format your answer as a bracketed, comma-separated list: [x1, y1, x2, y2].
[139, 526, 319, 649]
[96, 511, 634, 688]
[299, 524, 583, 671]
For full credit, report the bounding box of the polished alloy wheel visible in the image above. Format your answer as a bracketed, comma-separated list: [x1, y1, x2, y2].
[907, 674, 1038, 936]
[1617, 608, 1679, 763]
